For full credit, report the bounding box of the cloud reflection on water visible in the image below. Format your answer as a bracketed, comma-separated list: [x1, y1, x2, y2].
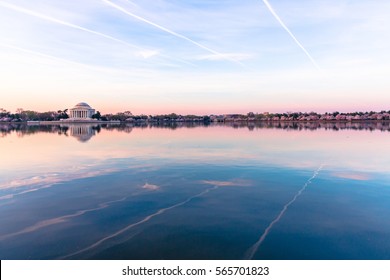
[1, 123, 389, 200]
[0, 181, 164, 241]
[201, 179, 252, 187]
[0, 121, 389, 259]
[331, 172, 372, 181]
[0, 195, 127, 241]
[142, 183, 160, 190]
[61, 185, 219, 259]
[0, 164, 153, 200]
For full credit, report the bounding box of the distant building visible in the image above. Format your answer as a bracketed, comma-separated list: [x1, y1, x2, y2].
[69, 102, 95, 120]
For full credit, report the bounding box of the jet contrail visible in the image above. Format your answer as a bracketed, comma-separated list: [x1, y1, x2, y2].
[61, 186, 219, 259]
[261, 0, 320, 69]
[0, 1, 143, 50]
[0, 42, 101, 70]
[102, 0, 244, 66]
[0, 42, 195, 74]
[124, 0, 139, 8]
[244, 164, 324, 259]
[0, 1, 195, 66]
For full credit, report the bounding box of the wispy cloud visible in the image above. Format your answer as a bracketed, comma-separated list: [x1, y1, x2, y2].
[0, 42, 175, 83]
[0, 0, 194, 67]
[102, 0, 244, 66]
[260, 0, 320, 70]
[124, 0, 139, 8]
[0, 1, 144, 51]
[0, 42, 105, 71]
[136, 50, 160, 59]
[197, 53, 254, 62]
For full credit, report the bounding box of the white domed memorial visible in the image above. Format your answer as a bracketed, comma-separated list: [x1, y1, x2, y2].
[69, 102, 95, 120]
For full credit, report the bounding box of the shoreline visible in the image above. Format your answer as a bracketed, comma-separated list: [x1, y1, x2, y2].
[2, 120, 389, 133]
[0, 119, 381, 125]
[27, 120, 121, 125]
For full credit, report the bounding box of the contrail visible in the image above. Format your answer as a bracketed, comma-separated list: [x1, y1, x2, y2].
[244, 164, 324, 259]
[0, 196, 129, 241]
[0, 1, 195, 67]
[0, 1, 143, 50]
[61, 186, 219, 259]
[0, 184, 160, 241]
[0, 42, 101, 70]
[0, 42, 194, 74]
[124, 0, 139, 8]
[261, 0, 320, 69]
[102, 0, 244, 66]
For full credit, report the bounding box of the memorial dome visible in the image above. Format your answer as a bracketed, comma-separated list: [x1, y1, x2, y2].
[74, 102, 92, 109]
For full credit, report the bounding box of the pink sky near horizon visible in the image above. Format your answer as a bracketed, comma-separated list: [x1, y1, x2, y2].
[2, 98, 388, 115]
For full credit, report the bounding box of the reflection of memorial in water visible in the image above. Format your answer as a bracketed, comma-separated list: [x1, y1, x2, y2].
[65, 124, 100, 142]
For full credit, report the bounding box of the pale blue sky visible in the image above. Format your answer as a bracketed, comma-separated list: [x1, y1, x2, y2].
[0, 0, 389, 114]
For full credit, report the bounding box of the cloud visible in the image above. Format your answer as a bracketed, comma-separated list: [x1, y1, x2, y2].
[124, 0, 139, 8]
[0, 1, 144, 51]
[102, 0, 244, 66]
[0, 42, 102, 70]
[136, 50, 160, 59]
[0, 0, 193, 67]
[197, 53, 254, 62]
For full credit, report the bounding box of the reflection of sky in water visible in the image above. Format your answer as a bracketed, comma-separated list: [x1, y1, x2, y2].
[0, 124, 389, 259]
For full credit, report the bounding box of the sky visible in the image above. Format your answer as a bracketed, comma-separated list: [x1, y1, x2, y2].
[0, 0, 389, 115]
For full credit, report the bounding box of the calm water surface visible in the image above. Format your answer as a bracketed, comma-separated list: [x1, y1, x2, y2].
[0, 122, 389, 259]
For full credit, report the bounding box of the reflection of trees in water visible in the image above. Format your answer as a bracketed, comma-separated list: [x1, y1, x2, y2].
[223, 121, 390, 131]
[0, 124, 69, 138]
[0, 121, 389, 139]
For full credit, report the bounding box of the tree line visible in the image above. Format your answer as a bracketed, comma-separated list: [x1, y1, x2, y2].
[1, 108, 389, 122]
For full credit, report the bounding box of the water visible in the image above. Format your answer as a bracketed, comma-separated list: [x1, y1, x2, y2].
[0, 122, 389, 259]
